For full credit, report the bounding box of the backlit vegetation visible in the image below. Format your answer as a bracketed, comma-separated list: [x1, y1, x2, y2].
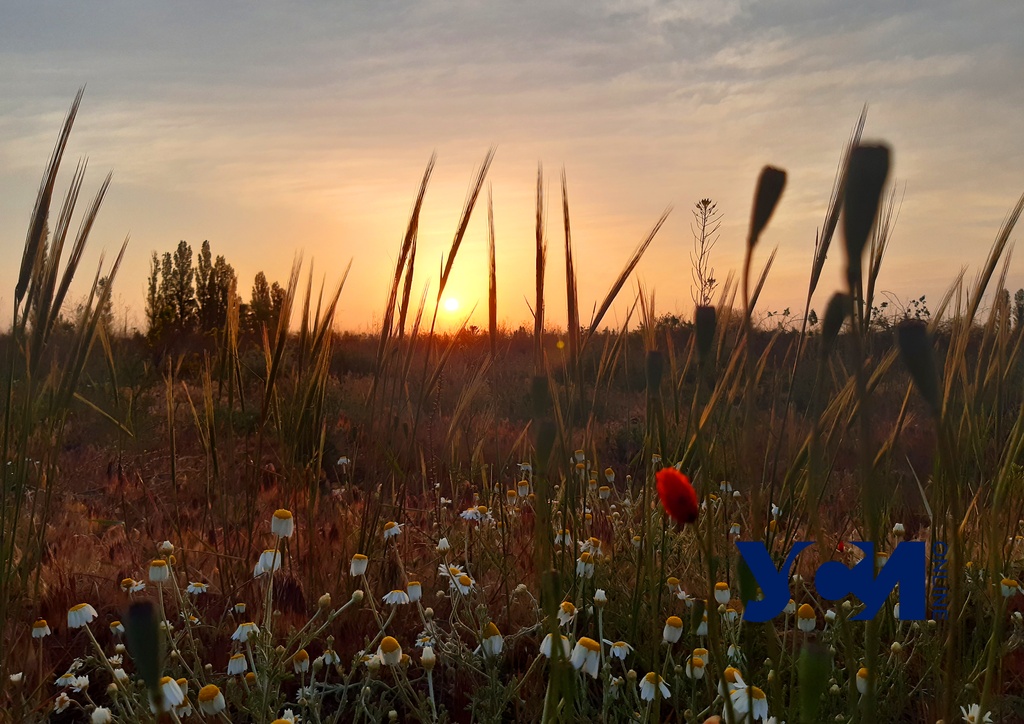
[3, 94, 1024, 723]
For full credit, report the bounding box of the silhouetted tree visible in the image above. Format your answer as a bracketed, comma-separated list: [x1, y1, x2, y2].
[250, 271, 273, 330]
[169, 240, 196, 332]
[270, 281, 286, 327]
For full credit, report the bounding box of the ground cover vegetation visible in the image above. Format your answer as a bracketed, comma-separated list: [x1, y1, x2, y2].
[3, 94, 1024, 723]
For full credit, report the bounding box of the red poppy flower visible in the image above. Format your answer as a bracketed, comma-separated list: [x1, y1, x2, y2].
[656, 468, 699, 525]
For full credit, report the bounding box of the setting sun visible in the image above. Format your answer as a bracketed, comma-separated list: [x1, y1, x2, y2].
[443, 297, 459, 313]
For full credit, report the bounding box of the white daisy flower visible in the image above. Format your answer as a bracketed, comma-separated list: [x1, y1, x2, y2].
[856, 667, 869, 695]
[32, 619, 51, 638]
[227, 653, 248, 676]
[539, 633, 571, 658]
[198, 684, 226, 715]
[231, 622, 260, 642]
[383, 590, 410, 606]
[639, 672, 670, 701]
[570, 637, 601, 678]
[696, 612, 708, 637]
[576, 552, 595, 579]
[579, 537, 604, 557]
[728, 679, 770, 722]
[607, 640, 632, 660]
[452, 574, 475, 596]
[686, 654, 706, 680]
[152, 676, 184, 713]
[350, 553, 368, 576]
[1001, 577, 1019, 598]
[719, 667, 746, 697]
[960, 703, 994, 723]
[481, 622, 503, 656]
[293, 649, 310, 673]
[254, 549, 281, 577]
[714, 582, 731, 605]
[378, 636, 402, 666]
[383, 521, 403, 539]
[67, 603, 98, 629]
[797, 604, 816, 633]
[662, 616, 683, 644]
[271, 509, 295, 538]
[149, 559, 170, 583]
[557, 601, 577, 626]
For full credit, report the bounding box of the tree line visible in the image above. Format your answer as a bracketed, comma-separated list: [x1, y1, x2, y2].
[144, 239, 285, 341]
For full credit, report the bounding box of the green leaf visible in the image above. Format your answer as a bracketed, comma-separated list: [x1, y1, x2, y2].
[799, 641, 831, 722]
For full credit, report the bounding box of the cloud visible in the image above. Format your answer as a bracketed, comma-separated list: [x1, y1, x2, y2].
[1, 0, 1022, 330]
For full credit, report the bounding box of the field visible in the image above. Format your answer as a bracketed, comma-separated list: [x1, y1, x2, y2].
[3, 97, 1024, 724]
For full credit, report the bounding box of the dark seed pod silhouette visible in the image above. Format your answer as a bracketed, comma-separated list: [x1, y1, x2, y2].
[748, 166, 788, 250]
[694, 305, 717, 364]
[897, 319, 941, 418]
[645, 350, 664, 394]
[125, 601, 163, 709]
[821, 292, 852, 357]
[843, 144, 890, 291]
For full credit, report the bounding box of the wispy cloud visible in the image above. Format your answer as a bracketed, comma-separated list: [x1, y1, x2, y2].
[1, 0, 1021, 330]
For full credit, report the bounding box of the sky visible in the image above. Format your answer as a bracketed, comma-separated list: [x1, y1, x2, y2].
[1, 0, 1022, 333]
